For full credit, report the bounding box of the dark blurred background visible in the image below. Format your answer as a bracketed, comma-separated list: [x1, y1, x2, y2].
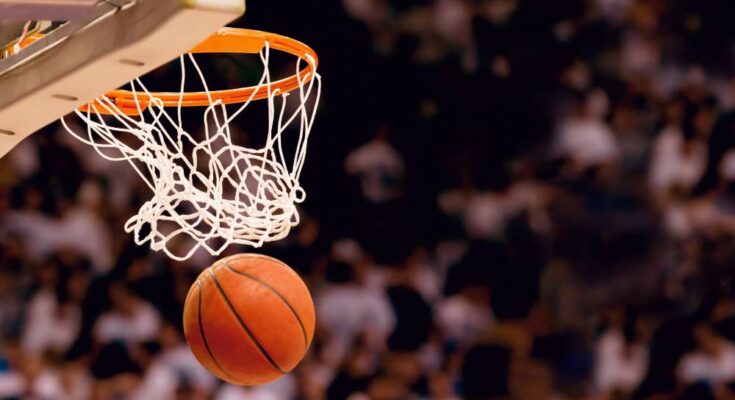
[5, 0, 735, 399]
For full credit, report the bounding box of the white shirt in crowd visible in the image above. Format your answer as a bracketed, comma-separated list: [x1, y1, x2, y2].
[435, 293, 494, 347]
[4, 206, 112, 274]
[22, 289, 81, 355]
[463, 192, 510, 240]
[345, 138, 404, 203]
[442, 181, 551, 240]
[0, 372, 24, 399]
[594, 329, 648, 393]
[27, 369, 66, 399]
[93, 301, 161, 345]
[649, 126, 707, 192]
[556, 117, 621, 169]
[215, 375, 297, 400]
[0, 365, 87, 399]
[316, 284, 396, 363]
[678, 343, 735, 385]
[133, 346, 217, 400]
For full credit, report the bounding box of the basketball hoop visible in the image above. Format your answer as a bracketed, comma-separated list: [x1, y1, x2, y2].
[59, 28, 322, 261]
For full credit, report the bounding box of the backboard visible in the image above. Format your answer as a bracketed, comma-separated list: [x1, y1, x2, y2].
[0, 0, 246, 157]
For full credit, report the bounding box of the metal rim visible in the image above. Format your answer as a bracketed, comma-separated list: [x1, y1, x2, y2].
[87, 28, 319, 115]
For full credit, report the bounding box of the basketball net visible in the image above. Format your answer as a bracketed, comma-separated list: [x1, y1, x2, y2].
[62, 42, 322, 261]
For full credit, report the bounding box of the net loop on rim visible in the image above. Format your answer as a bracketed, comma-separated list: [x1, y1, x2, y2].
[61, 28, 322, 261]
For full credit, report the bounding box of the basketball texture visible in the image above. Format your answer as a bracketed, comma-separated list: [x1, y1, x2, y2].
[183, 254, 315, 386]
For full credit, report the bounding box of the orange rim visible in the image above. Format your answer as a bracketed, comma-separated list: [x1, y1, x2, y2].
[17, 28, 319, 116]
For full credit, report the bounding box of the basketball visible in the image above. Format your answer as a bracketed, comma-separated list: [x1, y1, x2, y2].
[182, 254, 315, 386]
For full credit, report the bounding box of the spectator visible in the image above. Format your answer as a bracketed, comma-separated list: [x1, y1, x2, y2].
[132, 324, 217, 399]
[316, 261, 396, 365]
[649, 96, 709, 197]
[677, 322, 735, 386]
[555, 89, 621, 172]
[22, 260, 83, 355]
[345, 129, 405, 203]
[593, 309, 648, 394]
[435, 279, 493, 348]
[92, 283, 162, 346]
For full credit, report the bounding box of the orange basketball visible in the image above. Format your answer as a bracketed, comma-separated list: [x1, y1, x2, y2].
[182, 254, 315, 386]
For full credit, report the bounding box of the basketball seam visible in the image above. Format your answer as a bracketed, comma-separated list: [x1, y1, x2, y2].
[208, 268, 286, 374]
[225, 254, 301, 279]
[197, 280, 235, 381]
[224, 262, 309, 349]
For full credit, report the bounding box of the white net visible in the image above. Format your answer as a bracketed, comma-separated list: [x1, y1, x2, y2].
[61, 42, 322, 261]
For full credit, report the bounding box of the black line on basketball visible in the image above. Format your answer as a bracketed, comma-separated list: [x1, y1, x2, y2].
[224, 261, 308, 348]
[208, 268, 286, 374]
[197, 280, 234, 381]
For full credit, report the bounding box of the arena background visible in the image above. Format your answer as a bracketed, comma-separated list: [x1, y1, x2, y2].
[3, 0, 735, 399]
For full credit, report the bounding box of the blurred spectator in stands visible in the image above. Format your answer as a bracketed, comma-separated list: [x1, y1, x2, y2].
[345, 129, 405, 203]
[555, 89, 621, 174]
[132, 324, 216, 399]
[92, 283, 161, 346]
[677, 321, 735, 386]
[22, 257, 85, 356]
[593, 307, 648, 396]
[649, 95, 710, 199]
[316, 261, 395, 366]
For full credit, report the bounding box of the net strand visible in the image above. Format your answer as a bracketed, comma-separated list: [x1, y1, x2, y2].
[61, 41, 322, 261]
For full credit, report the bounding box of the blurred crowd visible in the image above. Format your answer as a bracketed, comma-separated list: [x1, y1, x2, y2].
[5, 0, 735, 399]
